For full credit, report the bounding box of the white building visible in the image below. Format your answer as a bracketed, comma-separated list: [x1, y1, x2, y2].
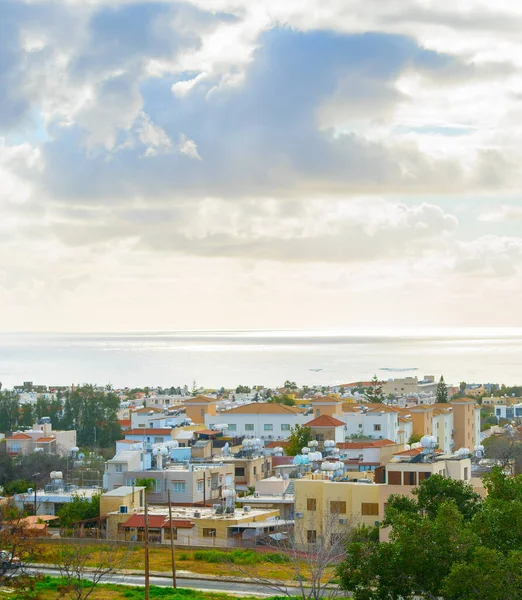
[343, 404, 400, 442]
[209, 403, 308, 442]
[432, 406, 454, 454]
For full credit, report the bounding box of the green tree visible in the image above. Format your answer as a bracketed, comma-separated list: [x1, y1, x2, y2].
[436, 375, 449, 403]
[57, 494, 100, 528]
[363, 376, 386, 404]
[460, 381, 467, 394]
[0, 391, 20, 432]
[339, 502, 477, 600]
[412, 474, 482, 521]
[443, 547, 522, 600]
[135, 478, 156, 492]
[267, 394, 296, 406]
[407, 433, 422, 445]
[235, 385, 251, 394]
[284, 425, 313, 456]
[18, 403, 34, 427]
[284, 380, 298, 391]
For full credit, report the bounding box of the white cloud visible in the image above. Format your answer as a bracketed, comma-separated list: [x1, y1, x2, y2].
[478, 204, 522, 222]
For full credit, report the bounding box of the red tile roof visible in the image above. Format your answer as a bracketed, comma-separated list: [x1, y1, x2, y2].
[265, 440, 289, 448]
[338, 439, 395, 449]
[125, 429, 173, 436]
[119, 419, 132, 428]
[35, 437, 56, 443]
[122, 515, 194, 529]
[304, 415, 345, 428]
[6, 433, 33, 440]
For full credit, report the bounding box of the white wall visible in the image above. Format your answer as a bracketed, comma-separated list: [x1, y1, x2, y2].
[207, 412, 308, 441]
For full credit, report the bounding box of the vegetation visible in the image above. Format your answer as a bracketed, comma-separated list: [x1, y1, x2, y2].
[363, 376, 386, 404]
[436, 375, 449, 403]
[284, 425, 313, 456]
[338, 468, 522, 600]
[407, 433, 421, 445]
[267, 395, 296, 406]
[235, 385, 251, 394]
[57, 494, 101, 528]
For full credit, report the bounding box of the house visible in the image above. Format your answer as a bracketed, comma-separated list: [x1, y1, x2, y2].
[105, 504, 282, 547]
[210, 403, 307, 441]
[237, 476, 295, 520]
[343, 404, 400, 442]
[6, 421, 76, 456]
[100, 486, 145, 517]
[304, 415, 345, 445]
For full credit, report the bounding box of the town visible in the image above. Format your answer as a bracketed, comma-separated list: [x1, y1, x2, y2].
[1, 375, 522, 599]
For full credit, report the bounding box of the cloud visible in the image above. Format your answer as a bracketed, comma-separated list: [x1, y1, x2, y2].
[478, 204, 522, 222]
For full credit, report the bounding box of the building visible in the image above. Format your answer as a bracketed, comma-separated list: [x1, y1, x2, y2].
[450, 398, 481, 450]
[100, 486, 145, 517]
[107, 459, 233, 506]
[237, 477, 295, 520]
[382, 376, 438, 396]
[5, 421, 76, 456]
[304, 415, 346, 445]
[184, 396, 218, 425]
[293, 449, 475, 546]
[106, 504, 283, 547]
[210, 403, 307, 441]
[343, 404, 401, 442]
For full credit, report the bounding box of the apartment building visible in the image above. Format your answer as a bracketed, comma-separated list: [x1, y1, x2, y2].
[209, 403, 308, 441]
[293, 451, 474, 546]
[382, 375, 438, 396]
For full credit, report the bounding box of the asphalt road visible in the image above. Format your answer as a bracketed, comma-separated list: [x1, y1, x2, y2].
[33, 566, 311, 597]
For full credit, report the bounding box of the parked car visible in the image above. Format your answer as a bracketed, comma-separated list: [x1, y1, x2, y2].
[0, 550, 21, 572]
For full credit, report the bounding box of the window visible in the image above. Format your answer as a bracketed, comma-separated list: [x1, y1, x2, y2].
[253, 466, 257, 475]
[235, 467, 245, 477]
[203, 528, 216, 537]
[307, 498, 317, 511]
[155, 479, 162, 493]
[404, 471, 417, 486]
[245, 424, 254, 431]
[173, 482, 186, 493]
[464, 467, 469, 480]
[228, 424, 237, 432]
[373, 424, 381, 431]
[418, 472, 431, 482]
[115, 464, 123, 473]
[330, 501, 346, 514]
[388, 471, 401, 485]
[361, 503, 379, 516]
[126, 478, 136, 487]
[307, 530, 317, 543]
[154, 437, 164, 444]
[281, 424, 290, 431]
[264, 424, 273, 431]
[198, 481, 203, 492]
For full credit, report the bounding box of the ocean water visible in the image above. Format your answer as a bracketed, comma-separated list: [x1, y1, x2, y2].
[0, 329, 521, 389]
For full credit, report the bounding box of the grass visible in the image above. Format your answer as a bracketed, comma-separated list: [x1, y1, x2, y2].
[10, 577, 272, 600]
[34, 545, 303, 582]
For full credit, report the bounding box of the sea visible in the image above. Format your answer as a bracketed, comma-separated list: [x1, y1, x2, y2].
[0, 328, 521, 390]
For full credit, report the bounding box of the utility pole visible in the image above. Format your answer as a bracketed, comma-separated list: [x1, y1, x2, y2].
[32, 472, 40, 516]
[144, 496, 150, 600]
[167, 489, 177, 588]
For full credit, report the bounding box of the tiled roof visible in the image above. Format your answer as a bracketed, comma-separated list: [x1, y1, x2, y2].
[6, 433, 33, 440]
[132, 407, 163, 413]
[310, 396, 342, 403]
[35, 437, 56, 442]
[122, 514, 195, 529]
[304, 415, 345, 427]
[265, 440, 290, 448]
[125, 429, 173, 436]
[184, 395, 216, 404]
[221, 403, 304, 415]
[338, 439, 396, 449]
[116, 439, 136, 444]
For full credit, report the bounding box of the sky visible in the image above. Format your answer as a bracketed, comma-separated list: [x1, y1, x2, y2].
[2, 0, 522, 332]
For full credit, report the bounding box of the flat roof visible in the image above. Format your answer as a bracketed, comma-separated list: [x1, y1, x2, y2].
[102, 486, 146, 497]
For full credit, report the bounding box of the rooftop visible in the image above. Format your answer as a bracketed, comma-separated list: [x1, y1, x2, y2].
[102, 486, 146, 497]
[304, 415, 345, 427]
[221, 403, 304, 415]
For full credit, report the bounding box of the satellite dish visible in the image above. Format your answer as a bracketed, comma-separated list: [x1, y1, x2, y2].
[78, 452, 85, 460]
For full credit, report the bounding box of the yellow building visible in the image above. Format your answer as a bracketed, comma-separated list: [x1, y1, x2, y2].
[105, 504, 281, 547]
[100, 486, 146, 516]
[184, 396, 217, 424]
[450, 398, 481, 450]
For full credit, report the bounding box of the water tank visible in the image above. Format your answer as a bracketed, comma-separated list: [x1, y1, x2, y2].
[244, 506, 252, 512]
[50, 471, 63, 480]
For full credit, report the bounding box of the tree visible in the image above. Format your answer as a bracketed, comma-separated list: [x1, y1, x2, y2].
[58, 494, 100, 529]
[0, 500, 41, 594]
[407, 433, 422, 445]
[411, 474, 482, 521]
[0, 391, 20, 432]
[135, 478, 156, 492]
[363, 376, 386, 404]
[284, 380, 298, 391]
[232, 511, 355, 600]
[235, 385, 251, 394]
[460, 381, 467, 394]
[339, 501, 477, 600]
[267, 394, 296, 406]
[54, 542, 130, 600]
[436, 375, 448, 403]
[443, 547, 522, 600]
[284, 425, 313, 456]
[483, 433, 522, 472]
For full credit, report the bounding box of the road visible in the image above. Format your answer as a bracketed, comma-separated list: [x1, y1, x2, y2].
[33, 566, 316, 597]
